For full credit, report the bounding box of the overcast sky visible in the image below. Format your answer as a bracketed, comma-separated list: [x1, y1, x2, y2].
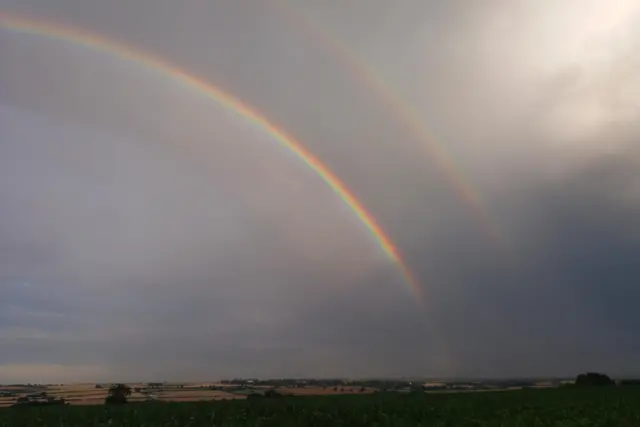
[1, 0, 640, 383]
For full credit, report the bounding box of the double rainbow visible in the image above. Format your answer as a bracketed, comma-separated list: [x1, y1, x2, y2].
[0, 12, 424, 302]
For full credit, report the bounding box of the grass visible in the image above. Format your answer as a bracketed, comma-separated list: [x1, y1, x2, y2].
[1, 387, 639, 426]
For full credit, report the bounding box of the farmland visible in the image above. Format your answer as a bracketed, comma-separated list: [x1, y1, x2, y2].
[1, 386, 639, 426]
[0, 378, 560, 408]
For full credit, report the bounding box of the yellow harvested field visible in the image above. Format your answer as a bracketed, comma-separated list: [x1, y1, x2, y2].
[0, 383, 250, 406]
[0, 383, 383, 407]
[0, 398, 16, 408]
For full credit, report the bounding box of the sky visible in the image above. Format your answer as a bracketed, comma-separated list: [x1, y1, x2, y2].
[1, 0, 640, 383]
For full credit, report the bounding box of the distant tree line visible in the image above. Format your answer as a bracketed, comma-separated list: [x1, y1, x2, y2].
[574, 373, 614, 386]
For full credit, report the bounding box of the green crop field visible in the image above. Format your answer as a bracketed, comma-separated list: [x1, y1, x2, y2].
[1, 387, 639, 426]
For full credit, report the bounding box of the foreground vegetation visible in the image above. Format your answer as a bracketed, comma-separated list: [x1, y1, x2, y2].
[1, 387, 639, 426]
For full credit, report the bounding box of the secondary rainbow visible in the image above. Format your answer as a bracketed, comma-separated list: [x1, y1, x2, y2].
[271, 1, 505, 246]
[0, 12, 425, 302]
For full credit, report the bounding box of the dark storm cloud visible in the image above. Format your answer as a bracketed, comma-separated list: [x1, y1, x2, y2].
[481, 149, 640, 377]
[1, 0, 640, 382]
[284, 144, 640, 379]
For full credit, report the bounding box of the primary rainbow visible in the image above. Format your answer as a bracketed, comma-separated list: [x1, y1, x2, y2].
[0, 12, 425, 302]
[272, 1, 505, 246]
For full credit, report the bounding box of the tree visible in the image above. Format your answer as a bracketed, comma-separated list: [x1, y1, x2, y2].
[575, 372, 614, 386]
[105, 384, 132, 405]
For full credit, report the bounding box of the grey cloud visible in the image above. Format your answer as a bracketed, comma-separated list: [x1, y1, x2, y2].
[1, 0, 640, 382]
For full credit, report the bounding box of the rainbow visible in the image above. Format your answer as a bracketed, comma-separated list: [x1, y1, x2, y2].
[0, 12, 425, 302]
[271, 1, 505, 246]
